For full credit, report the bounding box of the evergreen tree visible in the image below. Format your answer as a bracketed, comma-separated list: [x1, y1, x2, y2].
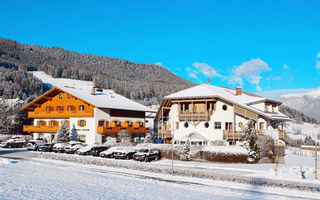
[241, 120, 260, 163]
[53, 121, 70, 143]
[180, 139, 192, 161]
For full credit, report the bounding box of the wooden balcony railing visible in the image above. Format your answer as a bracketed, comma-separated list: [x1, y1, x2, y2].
[223, 130, 243, 140]
[97, 126, 149, 134]
[257, 130, 265, 136]
[23, 125, 61, 133]
[28, 110, 94, 118]
[178, 111, 212, 121]
[158, 124, 172, 139]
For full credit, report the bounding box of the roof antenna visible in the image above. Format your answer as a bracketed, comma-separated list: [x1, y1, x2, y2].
[206, 77, 211, 84]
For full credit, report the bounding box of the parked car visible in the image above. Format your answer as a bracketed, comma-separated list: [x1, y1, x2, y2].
[38, 143, 55, 152]
[1, 136, 27, 148]
[90, 146, 109, 156]
[76, 145, 94, 155]
[100, 146, 118, 158]
[133, 148, 161, 162]
[113, 147, 136, 159]
[53, 143, 69, 153]
[65, 143, 85, 154]
[27, 139, 46, 151]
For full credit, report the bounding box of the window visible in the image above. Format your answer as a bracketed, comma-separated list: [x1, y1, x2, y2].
[79, 120, 86, 127]
[56, 106, 63, 112]
[176, 122, 179, 130]
[98, 120, 105, 126]
[78, 135, 86, 143]
[204, 122, 209, 128]
[225, 122, 232, 130]
[79, 105, 85, 111]
[59, 94, 63, 99]
[50, 121, 54, 127]
[259, 122, 264, 130]
[238, 122, 243, 129]
[214, 122, 221, 129]
[272, 105, 276, 113]
[67, 94, 71, 99]
[222, 104, 227, 111]
[184, 122, 189, 128]
[46, 106, 51, 112]
[67, 106, 73, 111]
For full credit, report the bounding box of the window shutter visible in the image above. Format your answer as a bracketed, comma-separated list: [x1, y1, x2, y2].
[77, 120, 80, 126]
[84, 120, 86, 126]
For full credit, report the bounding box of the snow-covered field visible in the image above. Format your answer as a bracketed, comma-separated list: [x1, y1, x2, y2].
[0, 155, 319, 200]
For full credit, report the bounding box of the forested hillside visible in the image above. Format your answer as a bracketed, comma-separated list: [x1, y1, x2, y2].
[279, 105, 320, 124]
[0, 38, 194, 105]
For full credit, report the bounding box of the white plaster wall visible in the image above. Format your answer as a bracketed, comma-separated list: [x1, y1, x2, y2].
[169, 101, 236, 144]
[251, 103, 265, 111]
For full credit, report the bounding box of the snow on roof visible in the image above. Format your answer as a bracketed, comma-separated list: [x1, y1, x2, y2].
[177, 131, 209, 142]
[165, 84, 289, 120]
[31, 71, 154, 112]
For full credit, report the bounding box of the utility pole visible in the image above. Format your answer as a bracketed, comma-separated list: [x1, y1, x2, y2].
[315, 136, 318, 180]
[171, 122, 175, 177]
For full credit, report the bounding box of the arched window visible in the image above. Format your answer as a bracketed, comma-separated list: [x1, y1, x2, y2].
[204, 122, 209, 128]
[184, 122, 189, 128]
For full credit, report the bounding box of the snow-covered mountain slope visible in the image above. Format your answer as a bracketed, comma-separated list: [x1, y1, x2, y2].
[277, 89, 320, 120]
[258, 88, 320, 120]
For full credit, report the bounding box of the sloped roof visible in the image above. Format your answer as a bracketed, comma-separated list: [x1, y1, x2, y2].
[21, 86, 154, 112]
[177, 131, 209, 142]
[164, 84, 290, 120]
[22, 71, 155, 112]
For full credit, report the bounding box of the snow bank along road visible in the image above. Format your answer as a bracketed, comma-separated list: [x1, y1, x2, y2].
[0, 149, 320, 200]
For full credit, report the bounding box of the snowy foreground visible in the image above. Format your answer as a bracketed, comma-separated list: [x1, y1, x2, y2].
[0, 152, 320, 200]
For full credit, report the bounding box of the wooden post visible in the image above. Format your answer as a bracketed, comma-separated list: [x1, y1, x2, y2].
[161, 107, 164, 143]
[232, 106, 235, 145]
[316, 139, 318, 180]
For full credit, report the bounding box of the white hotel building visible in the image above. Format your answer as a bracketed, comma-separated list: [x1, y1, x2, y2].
[156, 84, 290, 145]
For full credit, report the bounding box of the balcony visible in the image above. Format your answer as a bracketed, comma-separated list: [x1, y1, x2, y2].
[256, 130, 265, 136]
[158, 124, 172, 139]
[223, 130, 243, 140]
[178, 111, 212, 121]
[97, 126, 149, 134]
[23, 125, 60, 133]
[28, 110, 94, 118]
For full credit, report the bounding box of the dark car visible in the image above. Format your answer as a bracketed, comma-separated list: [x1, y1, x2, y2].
[90, 146, 109, 156]
[133, 148, 161, 162]
[100, 147, 118, 158]
[38, 143, 55, 152]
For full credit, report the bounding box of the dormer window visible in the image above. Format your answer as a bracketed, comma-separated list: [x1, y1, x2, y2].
[272, 105, 276, 113]
[79, 105, 85, 111]
[59, 94, 63, 99]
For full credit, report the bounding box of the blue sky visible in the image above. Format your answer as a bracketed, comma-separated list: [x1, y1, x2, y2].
[1, 0, 320, 95]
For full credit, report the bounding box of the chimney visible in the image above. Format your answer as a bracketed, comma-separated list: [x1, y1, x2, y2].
[236, 86, 242, 95]
[91, 87, 96, 95]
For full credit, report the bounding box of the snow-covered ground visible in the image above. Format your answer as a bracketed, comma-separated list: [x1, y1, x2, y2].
[0, 155, 319, 200]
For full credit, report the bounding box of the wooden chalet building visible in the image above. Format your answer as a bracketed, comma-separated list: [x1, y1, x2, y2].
[156, 84, 290, 145]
